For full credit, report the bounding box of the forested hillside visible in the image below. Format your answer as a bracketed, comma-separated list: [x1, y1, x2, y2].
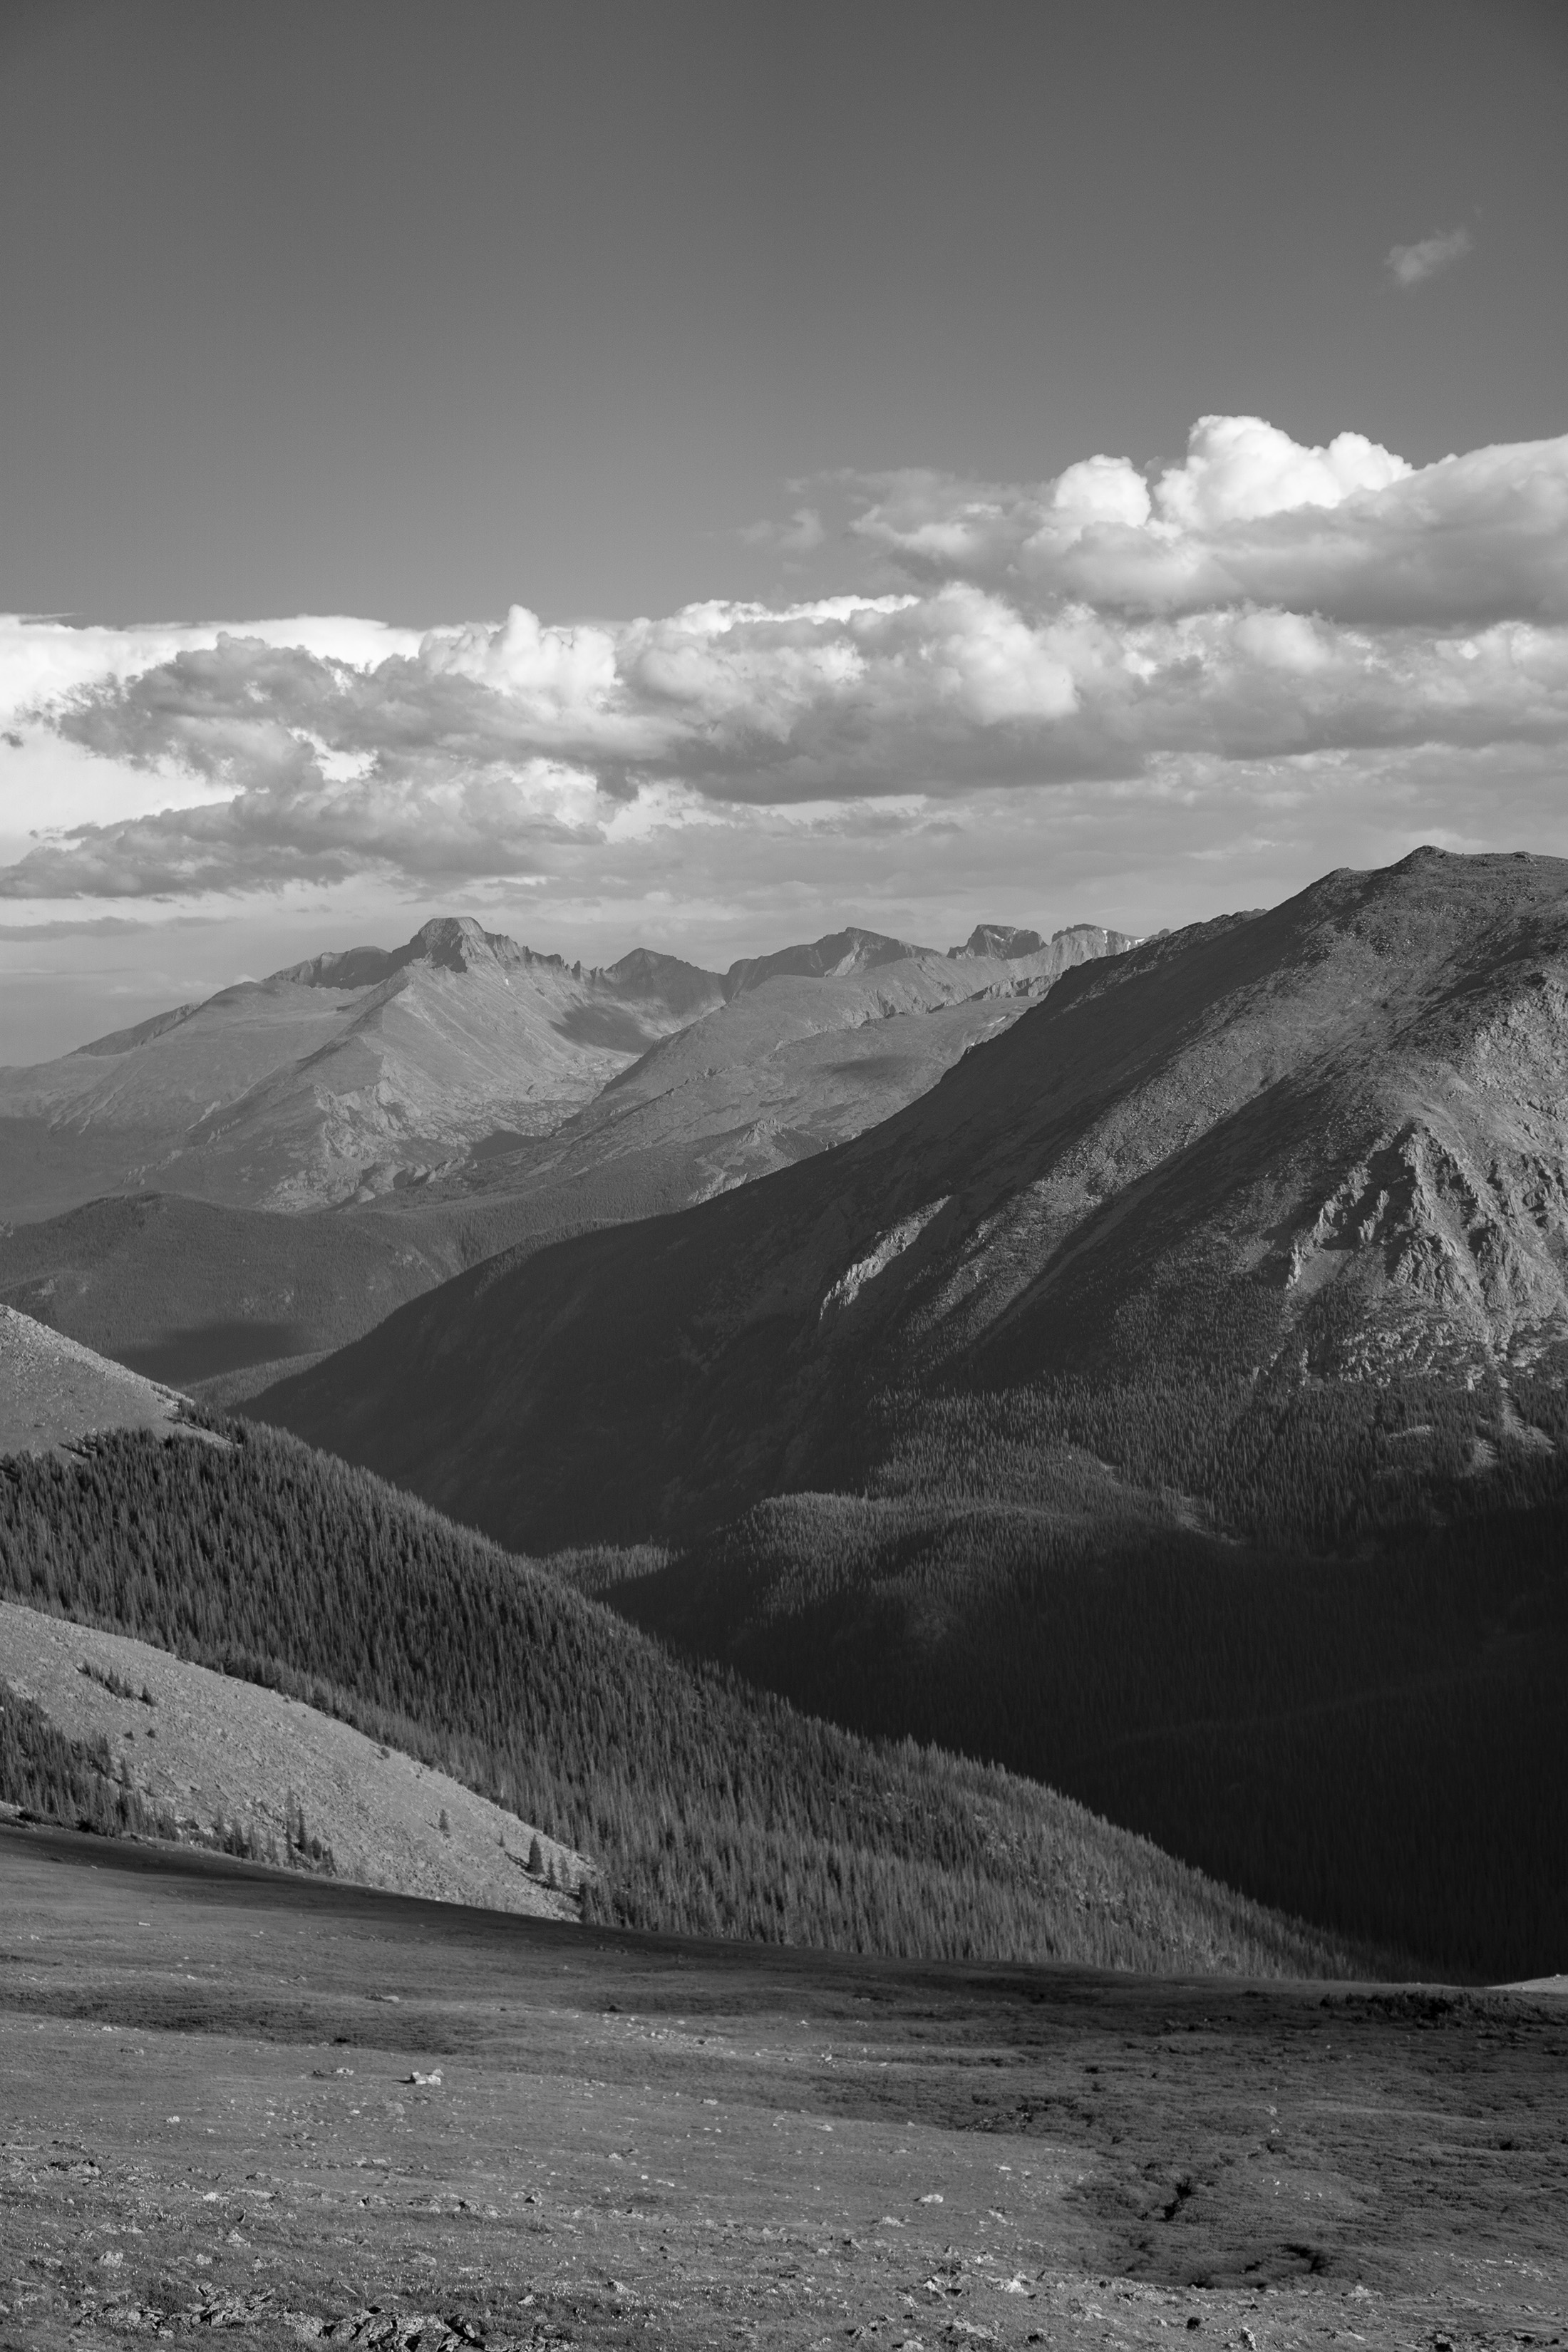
[595, 1368, 1568, 1981]
[0, 1420, 1365, 1980]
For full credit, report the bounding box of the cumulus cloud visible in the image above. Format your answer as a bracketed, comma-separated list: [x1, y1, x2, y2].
[1386, 226, 1474, 289]
[850, 421, 1568, 625]
[2, 416, 1567, 903]
[0, 613, 421, 727]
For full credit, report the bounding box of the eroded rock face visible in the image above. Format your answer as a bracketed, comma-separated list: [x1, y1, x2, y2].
[1285, 1109, 1568, 1376]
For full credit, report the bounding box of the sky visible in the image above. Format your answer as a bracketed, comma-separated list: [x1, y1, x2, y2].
[2, 0, 1567, 1061]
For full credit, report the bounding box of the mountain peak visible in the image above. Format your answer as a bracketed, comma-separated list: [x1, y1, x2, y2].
[725, 926, 939, 995]
[949, 923, 1046, 960]
[278, 917, 562, 991]
[599, 948, 726, 1018]
[947, 921, 1143, 969]
[407, 916, 532, 975]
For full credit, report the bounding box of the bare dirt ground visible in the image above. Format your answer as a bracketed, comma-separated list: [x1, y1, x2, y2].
[0, 1605, 583, 1919]
[1, 1826, 1564, 2352]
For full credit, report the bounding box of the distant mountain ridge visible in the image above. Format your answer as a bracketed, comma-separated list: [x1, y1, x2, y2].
[0, 906, 1137, 1388]
[722, 919, 1136, 997]
[0, 931, 1140, 1392]
[952, 922, 1045, 959]
[0, 910, 1133, 1221]
[0, 915, 722, 1216]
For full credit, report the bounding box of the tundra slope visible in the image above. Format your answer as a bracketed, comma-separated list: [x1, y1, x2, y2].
[0, 1299, 191, 1456]
[0, 1601, 584, 1917]
[258, 849, 1568, 1552]
[5, 1830, 1562, 2352]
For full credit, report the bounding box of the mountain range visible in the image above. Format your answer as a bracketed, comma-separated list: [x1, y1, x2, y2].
[247, 849, 1568, 1978]
[257, 848, 1568, 1547]
[0, 917, 722, 1217]
[8, 849, 1568, 1979]
[0, 912, 1133, 1386]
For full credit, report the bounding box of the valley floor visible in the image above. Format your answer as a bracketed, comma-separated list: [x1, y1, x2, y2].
[1, 1828, 1563, 2351]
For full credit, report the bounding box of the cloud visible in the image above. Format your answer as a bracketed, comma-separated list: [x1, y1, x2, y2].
[1150, 416, 1410, 527]
[2, 415, 1567, 904]
[850, 421, 1568, 625]
[740, 505, 826, 557]
[0, 613, 421, 727]
[0, 915, 219, 938]
[1386, 226, 1474, 289]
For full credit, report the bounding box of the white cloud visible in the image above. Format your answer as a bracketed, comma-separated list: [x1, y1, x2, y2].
[1150, 416, 1411, 528]
[1050, 454, 1152, 530]
[1, 416, 1566, 910]
[854, 422, 1568, 625]
[0, 612, 421, 726]
[1386, 226, 1474, 289]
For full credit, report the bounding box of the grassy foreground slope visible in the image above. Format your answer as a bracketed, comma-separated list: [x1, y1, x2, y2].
[0, 1419, 1368, 1979]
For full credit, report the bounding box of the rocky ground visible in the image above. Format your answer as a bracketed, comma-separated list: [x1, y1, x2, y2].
[1, 1825, 1564, 2351]
[0, 1606, 584, 1919]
